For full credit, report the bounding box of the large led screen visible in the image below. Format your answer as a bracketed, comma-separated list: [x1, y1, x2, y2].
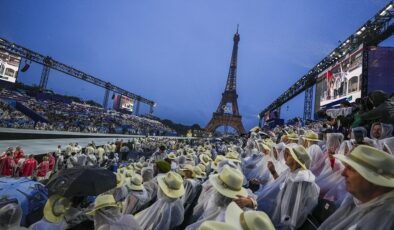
[0, 50, 21, 83]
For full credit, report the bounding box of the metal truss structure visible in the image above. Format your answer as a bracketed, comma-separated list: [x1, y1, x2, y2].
[259, 1, 394, 119]
[0, 38, 155, 111]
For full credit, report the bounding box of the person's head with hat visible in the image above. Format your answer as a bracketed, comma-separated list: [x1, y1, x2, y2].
[225, 202, 275, 230]
[287, 133, 299, 143]
[180, 164, 195, 179]
[43, 194, 71, 224]
[302, 131, 320, 148]
[225, 151, 241, 163]
[199, 154, 211, 166]
[336, 145, 394, 203]
[167, 153, 176, 161]
[210, 165, 247, 199]
[127, 174, 144, 191]
[194, 166, 205, 180]
[155, 160, 171, 174]
[284, 145, 311, 171]
[212, 155, 226, 172]
[157, 171, 185, 199]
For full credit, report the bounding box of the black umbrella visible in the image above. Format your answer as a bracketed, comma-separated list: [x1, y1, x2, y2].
[46, 167, 116, 197]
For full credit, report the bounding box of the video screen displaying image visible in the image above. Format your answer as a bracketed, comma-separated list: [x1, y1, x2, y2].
[120, 95, 134, 112]
[316, 44, 363, 109]
[0, 50, 21, 83]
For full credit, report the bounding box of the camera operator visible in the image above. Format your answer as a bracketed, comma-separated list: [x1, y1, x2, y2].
[356, 90, 394, 125]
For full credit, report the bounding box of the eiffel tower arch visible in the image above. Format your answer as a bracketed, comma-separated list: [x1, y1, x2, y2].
[205, 27, 246, 135]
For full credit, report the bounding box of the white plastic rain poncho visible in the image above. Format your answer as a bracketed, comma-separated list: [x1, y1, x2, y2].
[191, 178, 215, 222]
[337, 140, 353, 156]
[270, 143, 289, 176]
[182, 178, 200, 207]
[256, 168, 289, 217]
[93, 206, 142, 230]
[307, 144, 326, 177]
[0, 203, 27, 230]
[382, 137, 394, 155]
[185, 190, 232, 230]
[135, 188, 184, 230]
[242, 140, 257, 158]
[318, 190, 394, 230]
[123, 188, 150, 215]
[29, 218, 67, 230]
[242, 151, 272, 183]
[271, 168, 320, 230]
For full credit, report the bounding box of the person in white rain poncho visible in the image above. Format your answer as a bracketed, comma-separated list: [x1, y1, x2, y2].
[186, 165, 248, 230]
[370, 122, 393, 150]
[0, 203, 27, 230]
[302, 131, 325, 177]
[382, 136, 394, 155]
[315, 133, 345, 200]
[86, 194, 141, 230]
[271, 145, 319, 230]
[318, 145, 394, 230]
[123, 174, 150, 215]
[135, 171, 185, 230]
[180, 164, 201, 207]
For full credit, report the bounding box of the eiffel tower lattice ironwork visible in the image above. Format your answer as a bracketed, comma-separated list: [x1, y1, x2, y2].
[205, 27, 246, 135]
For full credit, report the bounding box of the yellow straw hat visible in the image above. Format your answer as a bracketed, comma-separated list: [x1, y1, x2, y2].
[158, 171, 185, 198]
[115, 173, 125, 188]
[287, 133, 299, 141]
[212, 155, 226, 171]
[197, 163, 206, 172]
[199, 154, 211, 166]
[167, 153, 177, 160]
[43, 195, 71, 223]
[335, 145, 394, 187]
[127, 174, 144, 191]
[194, 166, 205, 179]
[209, 165, 247, 199]
[286, 145, 310, 170]
[225, 151, 241, 163]
[86, 194, 118, 216]
[225, 202, 275, 230]
[180, 164, 196, 178]
[302, 131, 320, 142]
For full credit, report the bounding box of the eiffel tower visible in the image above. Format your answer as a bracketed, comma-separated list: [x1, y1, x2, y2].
[205, 26, 246, 135]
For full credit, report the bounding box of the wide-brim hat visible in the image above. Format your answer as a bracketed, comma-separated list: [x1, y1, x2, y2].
[180, 164, 196, 178]
[209, 165, 247, 199]
[225, 202, 275, 230]
[335, 145, 394, 188]
[286, 145, 310, 170]
[197, 220, 239, 230]
[167, 153, 176, 160]
[86, 194, 118, 216]
[193, 166, 205, 179]
[250, 126, 260, 132]
[199, 154, 211, 166]
[225, 151, 241, 163]
[158, 171, 185, 198]
[212, 155, 226, 171]
[302, 131, 320, 142]
[127, 174, 144, 191]
[44, 194, 71, 223]
[287, 133, 299, 141]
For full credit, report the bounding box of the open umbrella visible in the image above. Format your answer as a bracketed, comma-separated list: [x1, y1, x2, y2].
[46, 167, 116, 197]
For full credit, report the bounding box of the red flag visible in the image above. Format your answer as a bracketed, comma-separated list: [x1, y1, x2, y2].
[327, 71, 332, 81]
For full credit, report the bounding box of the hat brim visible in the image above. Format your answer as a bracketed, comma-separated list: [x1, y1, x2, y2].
[44, 195, 66, 223]
[209, 175, 247, 199]
[335, 154, 394, 188]
[227, 158, 241, 163]
[86, 203, 118, 216]
[128, 183, 144, 191]
[287, 147, 307, 170]
[157, 175, 185, 198]
[302, 137, 320, 142]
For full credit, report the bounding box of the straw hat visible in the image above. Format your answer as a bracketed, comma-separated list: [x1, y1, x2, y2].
[225, 202, 275, 230]
[197, 163, 206, 172]
[180, 164, 196, 178]
[115, 173, 125, 188]
[86, 194, 118, 216]
[44, 195, 71, 223]
[197, 221, 239, 230]
[250, 126, 260, 132]
[210, 165, 247, 199]
[125, 170, 134, 178]
[167, 153, 176, 160]
[287, 133, 299, 141]
[212, 155, 226, 171]
[127, 174, 144, 191]
[158, 171, 185, 198]
[287, 145, 310, 170]
[194, 166, 205, 179]
[302, 131, 320, 142]
[134, 162, 143, 171]
[225, 151, 241, 163]
[199, 154, 211, 166]
[335, 145, 394, 187]
[186, 154, 194, 161]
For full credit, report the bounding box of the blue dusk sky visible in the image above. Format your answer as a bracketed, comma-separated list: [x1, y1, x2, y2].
[1, 0, 393, 130]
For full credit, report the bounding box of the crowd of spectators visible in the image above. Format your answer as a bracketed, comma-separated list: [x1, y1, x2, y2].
[0, 88, 173, 135]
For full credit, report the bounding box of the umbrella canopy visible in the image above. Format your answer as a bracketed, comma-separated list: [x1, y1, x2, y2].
[47, 167, 116, 197]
